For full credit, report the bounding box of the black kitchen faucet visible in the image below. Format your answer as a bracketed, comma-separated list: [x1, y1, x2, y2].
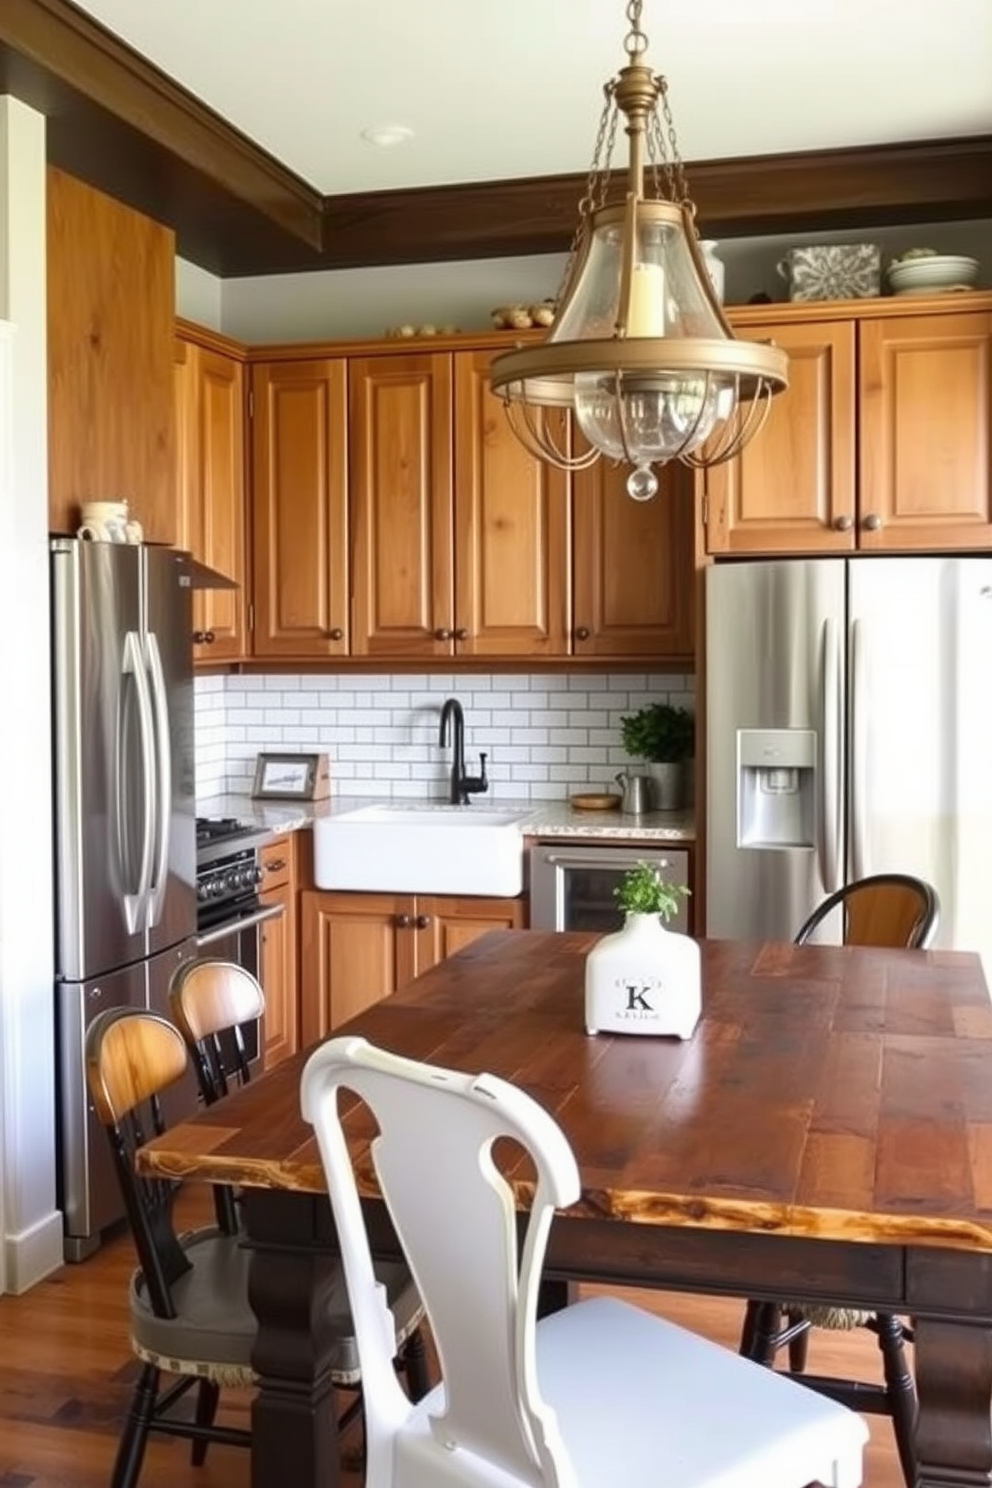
[438, 697, 489, 805]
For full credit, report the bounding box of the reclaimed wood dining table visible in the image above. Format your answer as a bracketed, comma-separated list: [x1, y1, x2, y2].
[136, 929, 992, 1488]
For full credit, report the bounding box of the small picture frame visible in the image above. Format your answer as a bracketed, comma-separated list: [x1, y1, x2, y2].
[251, 751, 329, 801]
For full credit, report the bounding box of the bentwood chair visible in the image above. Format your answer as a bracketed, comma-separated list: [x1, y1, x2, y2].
[87, 1008, 426, 1488]
[301, 1034, 869, 1488]
[739, 872, 940, 1488]
[169, 958, 431, 1435]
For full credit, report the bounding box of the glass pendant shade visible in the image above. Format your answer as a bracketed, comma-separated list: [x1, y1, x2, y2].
[488, 1, 789, 495]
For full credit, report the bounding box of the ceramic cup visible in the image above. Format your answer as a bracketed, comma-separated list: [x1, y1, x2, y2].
[78, 500, 129, 543]
[124, 518, 144, 545]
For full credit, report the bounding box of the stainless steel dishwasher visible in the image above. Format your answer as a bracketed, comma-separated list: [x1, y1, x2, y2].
[529, 843, 690, 934]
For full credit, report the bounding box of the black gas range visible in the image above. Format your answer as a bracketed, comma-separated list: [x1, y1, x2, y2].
[195, 816, 274, 933]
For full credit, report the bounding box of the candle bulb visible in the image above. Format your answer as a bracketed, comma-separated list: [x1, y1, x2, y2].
[624, 262, 665, 337]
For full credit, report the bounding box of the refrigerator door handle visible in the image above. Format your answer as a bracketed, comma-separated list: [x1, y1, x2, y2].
[820, 618, 842, 893]
[850, 617, 868, 881]
[121, 629, 156, 933]
[144, 631, 172, 928]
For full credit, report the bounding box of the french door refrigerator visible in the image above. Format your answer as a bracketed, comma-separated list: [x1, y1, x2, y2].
[705, 557, 992, 983]
[51, 539, 199, 1259]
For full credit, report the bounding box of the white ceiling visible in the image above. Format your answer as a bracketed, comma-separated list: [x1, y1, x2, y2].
[70, 0, 992, 197]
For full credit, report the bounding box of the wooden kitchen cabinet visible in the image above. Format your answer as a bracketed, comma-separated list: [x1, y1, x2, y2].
[48, 168, 175, 542]
[703, 295, 992, 555]
[251, 358, 350, 657]
[702, 317, 856, 554]
[857, 308, 992, 549]
[300, 889, 526, 1043]
[350, 352, 454, 657]
[258, 834, 299, 1069]
[572, 456, 695, 660]
[174, 325, 248, 662]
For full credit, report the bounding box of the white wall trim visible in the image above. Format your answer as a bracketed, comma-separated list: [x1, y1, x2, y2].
[4, 1209, 65, 1295]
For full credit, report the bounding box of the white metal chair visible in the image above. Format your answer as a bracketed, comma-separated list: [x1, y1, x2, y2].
[301, 1034, 869, 1488]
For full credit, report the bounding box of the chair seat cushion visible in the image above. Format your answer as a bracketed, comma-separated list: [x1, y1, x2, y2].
[402, 1296, 867, 1488]
[131, 1226, 424, 1387]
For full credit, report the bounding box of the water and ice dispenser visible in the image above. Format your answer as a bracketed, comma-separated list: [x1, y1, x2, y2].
[737, 729, 816, 848]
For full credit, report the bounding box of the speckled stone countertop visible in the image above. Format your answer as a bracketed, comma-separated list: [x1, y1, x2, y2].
[198, 794, 695, 844]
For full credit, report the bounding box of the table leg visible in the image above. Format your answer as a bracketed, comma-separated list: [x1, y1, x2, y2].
[915, 1316, 992, 1488]
[247, 1231, 343, 1488]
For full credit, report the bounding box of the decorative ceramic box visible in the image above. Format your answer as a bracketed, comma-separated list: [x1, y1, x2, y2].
[777, 244, 881, 302]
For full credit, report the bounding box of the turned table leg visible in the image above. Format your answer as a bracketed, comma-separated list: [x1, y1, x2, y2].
[915, 1316, 992, 1488]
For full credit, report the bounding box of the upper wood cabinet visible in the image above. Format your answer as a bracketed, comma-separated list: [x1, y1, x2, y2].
[703, 295, 992, 555]
[350, 352, 454, 657]
[858, 308, 992, 550]
[572, 457, 695, 660]
[48, 168, 175, 542]
[702, 318, 856, 554]
[251, 358, 349, 658]
[453, 349, 570, 658]
[174, 327, 247, 662]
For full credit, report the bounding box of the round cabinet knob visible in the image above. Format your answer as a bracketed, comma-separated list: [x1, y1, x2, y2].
[575, 626, 591, 641]
[396, 913, 413, 929]
[454, 628, 468, 642]
[434, 627, 452, 641]
[204, 630, 216, 644]
[329, 627, 344, 641]
[833, 514, 854, 532]
[414, 914, 431, 930]
[863, 513, 883, 532]
[192, 630, 205, 644]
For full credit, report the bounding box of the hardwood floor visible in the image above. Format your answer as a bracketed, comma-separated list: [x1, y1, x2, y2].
[0, 1184, 905, 1488]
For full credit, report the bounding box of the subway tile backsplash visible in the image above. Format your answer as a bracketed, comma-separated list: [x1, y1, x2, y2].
[193, 672, 695, 803]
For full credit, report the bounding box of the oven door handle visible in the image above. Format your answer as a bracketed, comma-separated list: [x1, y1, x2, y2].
[196, 902, 284, 949]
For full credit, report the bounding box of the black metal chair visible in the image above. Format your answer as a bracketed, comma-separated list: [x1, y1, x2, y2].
[739, 873, 940, 1488]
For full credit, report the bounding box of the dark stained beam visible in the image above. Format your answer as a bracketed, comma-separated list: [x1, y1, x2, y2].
[1, 0, 989, 277]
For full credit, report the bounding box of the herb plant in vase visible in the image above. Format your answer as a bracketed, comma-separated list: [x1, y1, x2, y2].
[619, 703, 695, 811]
[584, 862, 700, 1039]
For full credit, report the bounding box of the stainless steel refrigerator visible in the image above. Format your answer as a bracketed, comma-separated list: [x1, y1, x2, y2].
[705, 557, 992, 983]
[51, 539, 199, 1260]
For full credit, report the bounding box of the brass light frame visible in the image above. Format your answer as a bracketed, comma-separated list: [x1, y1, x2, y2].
[489, 0, 788, 498]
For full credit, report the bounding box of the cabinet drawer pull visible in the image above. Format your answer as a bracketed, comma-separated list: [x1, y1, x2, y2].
[434, 627, 452, 641]
[454, 628, 468, 642]
[833, 514, 853, 532]
[415, 914, 431, 930]
[863, 513, 883, 532]
[396, 913, 413, 929]
[575, 625, 590, 641]
[265, 859, 286, 873]
[329, 627, 344, 641]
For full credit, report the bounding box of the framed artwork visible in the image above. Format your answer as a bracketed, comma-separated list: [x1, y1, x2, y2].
[251, 752, 327, 801]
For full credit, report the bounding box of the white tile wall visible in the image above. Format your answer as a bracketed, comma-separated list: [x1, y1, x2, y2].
[194, 671, 695, 803]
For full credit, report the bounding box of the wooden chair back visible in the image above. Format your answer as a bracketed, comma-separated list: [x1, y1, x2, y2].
[85, 1009, 194, 1315]
[169, 958, 265, 1104]
[795, 873, 939, 950]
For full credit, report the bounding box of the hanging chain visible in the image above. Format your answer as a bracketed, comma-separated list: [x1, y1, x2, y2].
[657, 74, 689, 205]
[623, 0, 648, 61]
[553, 80, 620, 310]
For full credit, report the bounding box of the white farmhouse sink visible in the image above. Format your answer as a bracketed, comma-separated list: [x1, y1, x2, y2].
[313, 803, 531, 896]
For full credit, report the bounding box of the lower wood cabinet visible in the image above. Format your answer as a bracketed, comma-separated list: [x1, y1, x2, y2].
[300, 890, 527, 1043]
[258, 835, 299, 1068]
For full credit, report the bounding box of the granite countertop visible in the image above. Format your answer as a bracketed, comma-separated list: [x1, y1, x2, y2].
[198, 793, 695, 844]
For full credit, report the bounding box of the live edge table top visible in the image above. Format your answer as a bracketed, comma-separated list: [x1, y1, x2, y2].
[137, 930, 992, 1254]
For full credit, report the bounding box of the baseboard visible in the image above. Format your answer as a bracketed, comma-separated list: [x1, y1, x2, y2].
[4, 1208, 65, 1293]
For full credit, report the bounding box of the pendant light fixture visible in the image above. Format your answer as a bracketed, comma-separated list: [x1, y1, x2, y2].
[489, 0, 789, 501]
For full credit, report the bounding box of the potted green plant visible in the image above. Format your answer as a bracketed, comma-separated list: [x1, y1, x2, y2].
[585, 862, 700, 1040]
[619, 703, 695, 811]
[614, 861, 690, 923]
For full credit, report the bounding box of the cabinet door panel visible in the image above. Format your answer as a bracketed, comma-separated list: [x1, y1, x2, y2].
[252, 360, 349, 657]
[572, 459, 694, 659]
[417, 897, 527, 975]
[260, 884, 296, 1068]
[453, 350, 569, 656]
[859, 311, 992, 550]
[300, 891, 403, 1043]
[704, 320, 856, 554]
[351, 354, 454, 656]
[196, 348, 246, 658]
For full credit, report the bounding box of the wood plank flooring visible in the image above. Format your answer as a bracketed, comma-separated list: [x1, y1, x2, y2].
[0, 1183, 905, 1488]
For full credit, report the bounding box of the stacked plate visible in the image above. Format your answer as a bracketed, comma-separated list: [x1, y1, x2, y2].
[887, 254, 980, 295]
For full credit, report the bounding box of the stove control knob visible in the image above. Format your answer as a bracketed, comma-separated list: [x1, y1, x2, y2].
[197, 883, 210, 901]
